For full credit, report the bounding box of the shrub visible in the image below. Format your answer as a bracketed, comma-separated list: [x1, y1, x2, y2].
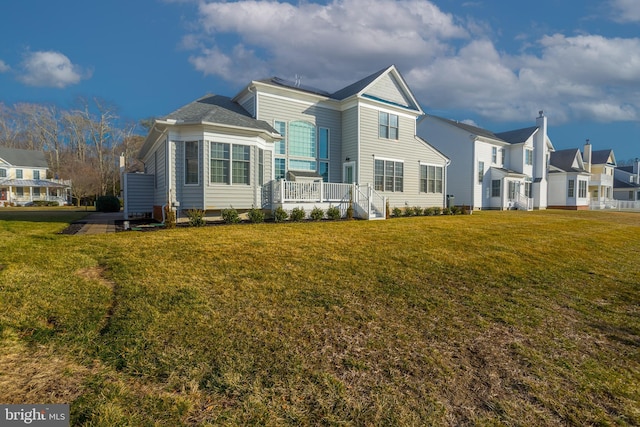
[185, 209, 207, 227]
[392, 207, 402, 217]
[247, 206, 265, 224]
[413, 206, 423, 216]
[33, 200, 59, 207]
[442, 207, 451, 215]
[222, 207, 240, 224]
[274, 206, 288, 223]
[404, 206, 414, 217]
[310, 206, 324, 221]
[96, 196, 120, 212]
[433, 207, 442, 216]
[386, 200, 391, 219]
[450, 205, 461, 215]
[326, 205, 341, 220]
[290, 207, 306, 222]
[424, 207, 435, 216]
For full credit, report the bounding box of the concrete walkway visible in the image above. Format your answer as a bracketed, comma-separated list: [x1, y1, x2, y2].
[75, 212, 123, 235]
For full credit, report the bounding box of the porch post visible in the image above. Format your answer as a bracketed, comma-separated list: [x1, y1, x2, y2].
[319, 181, 324, 203]
[30, 187, 33, 202]
[280, 179, 285, 202]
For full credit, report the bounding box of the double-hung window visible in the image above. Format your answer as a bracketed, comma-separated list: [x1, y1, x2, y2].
[33, 170, 40, 180]
[0, 169, 6, 178]
[420, 165, 443, 193]
[185, 141, 199, 184]
[525, 149, 533, 165]
[478, 161, 484, 183]
[375, 159, 403, 192]
[379, 112, 398, 139]
[16, 169, 23, 179]
[210, 142, 230, 184]
[491, 179, 501, 197]
[232, 145, 250, 185]
[578, 180, 587, 198]
[492, 147, 498, 164]
[318, 127, 329, 181]
[568, 179, 575, 197]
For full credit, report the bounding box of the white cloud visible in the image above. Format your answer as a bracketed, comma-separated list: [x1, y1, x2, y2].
[610, 0, 640, 23]
[19, 51, 90, 88]
[182, 0, 640, 125]
[0, 60, 9, 73]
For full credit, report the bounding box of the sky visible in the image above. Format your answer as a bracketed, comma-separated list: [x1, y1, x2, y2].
[1, 0, 639, 162]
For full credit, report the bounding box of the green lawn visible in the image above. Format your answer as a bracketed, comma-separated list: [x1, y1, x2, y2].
[0, 209, 638, 426]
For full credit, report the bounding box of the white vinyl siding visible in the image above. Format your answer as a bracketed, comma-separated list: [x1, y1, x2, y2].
[379, 112, 398, 139]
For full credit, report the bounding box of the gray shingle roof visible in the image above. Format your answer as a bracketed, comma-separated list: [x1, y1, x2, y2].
[0, 147, 48, 168]
[0, 178, 68, 188]
[164, 95, 277, 134]
[330, 67, 389, 100]
[428, 115, 504, 141]
[550, 148, 586, 172]
[614, 178, 640, 189]
[618, 165, 634, 173]
[258, 77, 331, 97]
[494, 126, 538, 144]
[590, 149, 615, 165]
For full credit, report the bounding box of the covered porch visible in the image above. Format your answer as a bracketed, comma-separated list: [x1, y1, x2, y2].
[0, 179, 71, 206]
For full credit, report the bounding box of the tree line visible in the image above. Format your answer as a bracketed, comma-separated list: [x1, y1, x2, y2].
[0, 98, 148, 205]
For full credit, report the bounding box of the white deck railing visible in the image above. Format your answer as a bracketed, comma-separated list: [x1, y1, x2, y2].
[512, 193, 533, 211]
[271, 180, 353, 203]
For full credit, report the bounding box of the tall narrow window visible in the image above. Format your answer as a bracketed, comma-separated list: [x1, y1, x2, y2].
[318, 128, 329, 159]
[492, 147, 497, 164]
[508, 181, 515, 199]
[16, 169, 23, 179]
[232, 145, 250, 185]
[274, 121, 286, 155]
[478, 161, 484, 183]
[491, 179, 501, 197]
[319, 161, 329, 182]
[154, 151, 158, 188]
[385, 161, 395, 191]
[258, 149, 264, 186]
[568, 179, 575, 197]
[210, 142, 230, 184]
[33, 170, 40, 180]
[379, 112, 398, 139]
[275, 158, 286, 180]
[500, 148, 506, 166]
[525, 149, 533, 165]
[578, 180, 587, 198]
[394, 162, 403, 192]
[375, 160, 384, 191]
[185, 141, 199, 184]
[0, 169, 6, 178]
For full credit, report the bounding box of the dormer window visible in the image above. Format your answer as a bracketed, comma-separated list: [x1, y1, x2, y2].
[379, 112, 398, 140]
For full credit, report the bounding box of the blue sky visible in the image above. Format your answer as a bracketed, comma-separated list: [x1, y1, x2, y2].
[1, 0, 639, 161]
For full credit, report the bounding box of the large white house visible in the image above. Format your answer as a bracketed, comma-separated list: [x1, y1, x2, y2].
[416, 111, 553, 210]
[0, 147, 70, 206]
[125, 66, 449, 220]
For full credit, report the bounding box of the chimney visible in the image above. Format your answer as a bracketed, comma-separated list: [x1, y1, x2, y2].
[583, 139, 592, 173]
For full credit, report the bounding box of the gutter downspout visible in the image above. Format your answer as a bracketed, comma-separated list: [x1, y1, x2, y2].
[444, 158, 451, 209]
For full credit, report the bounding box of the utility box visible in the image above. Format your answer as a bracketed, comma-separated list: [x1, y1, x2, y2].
[446, 194, 455, 208]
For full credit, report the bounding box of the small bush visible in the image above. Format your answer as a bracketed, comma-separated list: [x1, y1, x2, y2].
[442, 207, 451, 215]
[290, 207, 306, 222]
[248, 206, 265, 224]
[392, 207, 402, 217]
[450, 205, 461, 215]
[222, 207, 240, 224]
[33, 200, 59, 207]
[386, 200, 391, 219]
[96, 196, 120, 213]
[424, 207, 435, 216]
[413, 206, 423, 216]
[310, 206, 324, 221]
[274, 206, 288, 223]
[433, 207, 442, 216]
[185, 209, 207, 227]
[404, 206, 414, 217]
[326, 205, 341, 220]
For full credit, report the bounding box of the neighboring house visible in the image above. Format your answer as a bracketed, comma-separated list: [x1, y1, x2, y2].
[547, 148, 591, 209]
[0, 146, 70, 206]
[582, 142, 617, 208]
[416, 111, 554, 210]
[127, 65, 449, 220]
[613, 158, 640, 202]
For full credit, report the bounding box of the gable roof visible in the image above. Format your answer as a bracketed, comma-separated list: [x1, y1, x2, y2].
[0, 147, 48, 168]
[330, 67, 389, 101]
[618, 165, 634, 173]
[614, 178, 640, 189]
[257, 77, 332, 97]
[549, 148, 587, 173]
[590, 149, 616, 166]
[163, 94, 277, 134]
[494, 126, 538, 144]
